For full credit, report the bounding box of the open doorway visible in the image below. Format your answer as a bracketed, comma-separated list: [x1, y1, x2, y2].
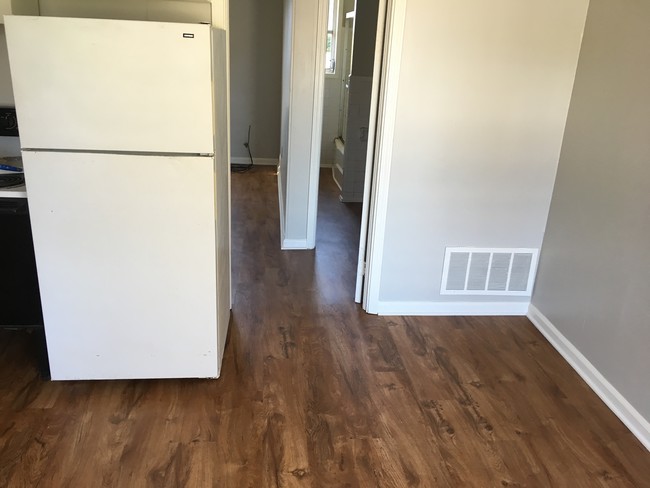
[267, 0, 396, 307]
[317, 0, 382, 302]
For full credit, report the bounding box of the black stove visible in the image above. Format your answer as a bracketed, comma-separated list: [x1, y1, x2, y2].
[0, 108, 19, 137]
[0, 108, 49, 378]
[0, 173, 25, 189]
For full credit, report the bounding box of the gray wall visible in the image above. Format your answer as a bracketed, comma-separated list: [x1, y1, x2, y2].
[349, 0, 377, 78]
[376, 0, 589, 307]
[279, 0, 292, 217]
[0, 26, 14, 106]
[339, 0, 378, 202]
[532, 0, 650, 421]
[0, 25, 20, 156]
[37, 0, 211, 22]
[229, 0, 283, 160]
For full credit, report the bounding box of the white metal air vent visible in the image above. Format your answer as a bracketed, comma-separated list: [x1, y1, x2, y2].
[441, 247, 539, 296]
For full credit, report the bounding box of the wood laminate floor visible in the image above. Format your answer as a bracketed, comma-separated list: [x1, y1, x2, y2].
[0, 166, 648, 487]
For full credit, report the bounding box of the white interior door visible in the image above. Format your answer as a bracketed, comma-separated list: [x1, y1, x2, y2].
[24, 151, 220, 380]
[355, 0, 387, 304]
[5, 16, 214, 154]
[356, 0, 407, 312]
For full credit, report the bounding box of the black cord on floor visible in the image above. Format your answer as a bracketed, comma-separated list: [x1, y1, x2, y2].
[231, 125, 254, 173]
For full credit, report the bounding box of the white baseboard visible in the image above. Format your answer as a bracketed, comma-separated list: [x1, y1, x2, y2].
[332, 165, 343, 191]
[231, 157, 278, 166]
[281, 238, 310, 250]
[233, 157, 330, 168]
[335, 137, 345, 154]
[374, 300, 529, 316]
[528, 304, 650, 452]
[277, 163, 285, 247]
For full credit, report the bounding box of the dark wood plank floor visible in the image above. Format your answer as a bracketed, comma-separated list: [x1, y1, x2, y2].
[1, 166, 648, 487]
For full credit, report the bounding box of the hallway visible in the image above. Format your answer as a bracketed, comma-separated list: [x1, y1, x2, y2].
[0, 167, 648, 486]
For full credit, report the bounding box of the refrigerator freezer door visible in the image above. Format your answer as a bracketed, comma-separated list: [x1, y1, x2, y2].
[5, 16, 214, 155]
[24, 151, 220, 379]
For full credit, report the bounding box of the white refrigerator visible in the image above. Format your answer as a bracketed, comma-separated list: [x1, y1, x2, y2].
[4, 15, 231, 380]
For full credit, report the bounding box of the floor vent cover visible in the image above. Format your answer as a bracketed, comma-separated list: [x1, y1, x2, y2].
[441, 247, 539, 296]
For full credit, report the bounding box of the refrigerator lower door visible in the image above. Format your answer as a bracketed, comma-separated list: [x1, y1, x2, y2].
[24, 151, 221, 380]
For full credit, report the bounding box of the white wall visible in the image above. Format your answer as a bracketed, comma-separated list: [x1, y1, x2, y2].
[279, 0, 324, 249]
[229, 0, 282, 160]
[321, 74, 341, 166]
[373, 0, 589, 312]
[531, 0, 650, 439]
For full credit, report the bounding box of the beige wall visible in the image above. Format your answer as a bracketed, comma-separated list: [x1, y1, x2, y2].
[376, 0, 589, 308]
[532, 0, 650, 421]
[229, 0, 282, 159]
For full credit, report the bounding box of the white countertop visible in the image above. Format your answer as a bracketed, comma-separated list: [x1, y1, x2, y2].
[0, 186, 27, 198]
[0, 156, 27, 199]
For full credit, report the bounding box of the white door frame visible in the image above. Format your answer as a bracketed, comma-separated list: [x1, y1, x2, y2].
[306, 0, 330, 249]
[356, 0, 408, 312]
[210, 0, 232, 306]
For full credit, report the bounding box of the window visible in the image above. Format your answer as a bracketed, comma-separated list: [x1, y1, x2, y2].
[325, 0, 338, 74]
